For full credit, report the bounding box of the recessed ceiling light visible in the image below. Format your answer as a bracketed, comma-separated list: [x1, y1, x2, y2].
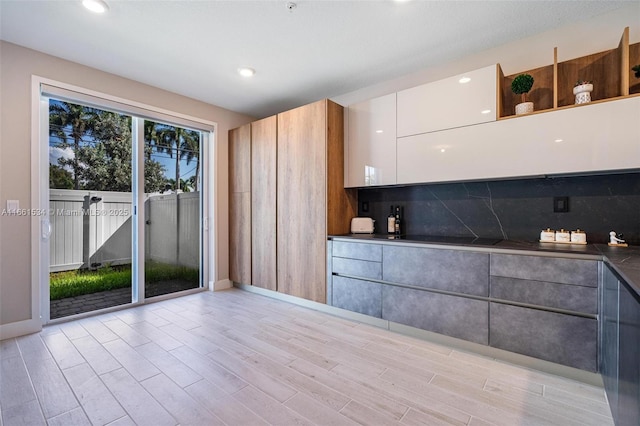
[238, 67, 256, 77]
[82, 0, 109, 13]
[555, 138, 563, 143]
[481, 109, 492, 114]
[459, 77, 471, 84]
[375, 130, 383, 134]
[440, 148, 446, 153]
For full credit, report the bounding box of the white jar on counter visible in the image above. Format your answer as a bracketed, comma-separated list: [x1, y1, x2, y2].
[555, 229, 571, 242]
[540, 228, 555, 242]
[571, 229, 587, 244]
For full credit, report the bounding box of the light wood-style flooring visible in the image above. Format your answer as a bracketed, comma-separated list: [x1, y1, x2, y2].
[0, 288, 613, 425]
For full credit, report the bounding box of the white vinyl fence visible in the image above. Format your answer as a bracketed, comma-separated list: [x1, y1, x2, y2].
[49, 189, 199, 272]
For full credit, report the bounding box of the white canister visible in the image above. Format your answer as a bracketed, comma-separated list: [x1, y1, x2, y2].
[540, 228, 555, 242]
[555, 229, 571, 242]
[571, 229, 587, 244]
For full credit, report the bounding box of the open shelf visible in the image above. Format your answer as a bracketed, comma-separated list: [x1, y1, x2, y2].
[630, 42, 640, 95]
[500, 64, 554, 118]
[498, 27, 637, 118]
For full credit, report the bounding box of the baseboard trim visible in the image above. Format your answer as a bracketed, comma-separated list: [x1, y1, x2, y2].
[233, 283, 603, 387]
[0, 318, 42, 340]
[214, 279, 233, 291]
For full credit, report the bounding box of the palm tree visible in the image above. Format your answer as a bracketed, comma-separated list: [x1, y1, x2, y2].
[153, 124, 200, 192]
[49, 101, 98, 190]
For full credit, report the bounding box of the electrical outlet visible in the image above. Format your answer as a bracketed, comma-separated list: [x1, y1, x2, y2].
[553, 196, 569, 213]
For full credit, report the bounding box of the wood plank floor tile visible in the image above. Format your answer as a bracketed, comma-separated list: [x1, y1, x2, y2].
[62, 363, 126, 425]
[46, 407, 91, 426]
[20, 356, 79, 419]
[1, 399, 46, 426]
[102, 318, 151, 347]
[158, 323, 218, 354]
[70, 335, 122, 376]
[185, 379, 270, 426]
[102, 339, 160, 382]
[284, 391, 360, 425]
[232, 385, 314, 426]
[79, 318, 119, 344]
[100, 368, 176, 426]
[339, 399, 401, 425]
[41, 332, 85, 370]
[0, 355, 37, 410]
[127, 321, 183, 351]
[170, 345, 248, 394]
[207, 347, 297, 402]
[288, 358, 409, 420]
[0, 339, 19, 359]
[135, 341, 202, 388]
[140, 373, 224, 425]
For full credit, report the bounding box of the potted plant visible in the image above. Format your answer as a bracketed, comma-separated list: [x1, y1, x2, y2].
[632, 65, 640, 78]
[573, 80, 593, 104]
[511, 74, 534, 115]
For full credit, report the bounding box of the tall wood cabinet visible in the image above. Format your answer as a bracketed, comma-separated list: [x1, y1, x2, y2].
[251, 116, 277, 291]
[229, 124, 251, 285]
[230, 99, 356, 303]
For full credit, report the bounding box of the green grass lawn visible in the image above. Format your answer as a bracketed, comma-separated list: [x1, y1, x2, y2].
[50, 262, 199, 300]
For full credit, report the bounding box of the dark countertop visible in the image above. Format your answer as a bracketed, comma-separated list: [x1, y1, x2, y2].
[329, 234, 640, 297]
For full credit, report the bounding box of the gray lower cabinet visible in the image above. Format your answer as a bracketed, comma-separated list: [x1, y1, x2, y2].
[601, 265, 620, 424]
[383, 245, 489, 296]
[491, 253, 598, 287]
[600, 264, 640, 426]
[383, 285, 489, 345]
[332, 276, 382, 318]
[332, 257, 382, 280]
[490, 302, 597, 372]
[490, 276, 597, 314]
[333, 241, 382, 261]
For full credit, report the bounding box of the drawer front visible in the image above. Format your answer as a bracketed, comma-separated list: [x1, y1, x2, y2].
[383, 246, 489, 296]
[333, 241, 382, 262]
[332, 276, 382, 318]
[490, 254, 598, 287]
[490, 276, 597, 314]
[490, 302, 597, 372]
[382, 285, 488, 345]
[333, 257, 382, 280]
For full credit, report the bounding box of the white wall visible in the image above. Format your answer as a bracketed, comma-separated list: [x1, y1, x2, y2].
[0, 41, 253, 331]
[332, 4, 640, 107]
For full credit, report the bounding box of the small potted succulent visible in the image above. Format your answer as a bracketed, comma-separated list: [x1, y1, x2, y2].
[511, 74, 534, 115]
[573, 80, 593, 104]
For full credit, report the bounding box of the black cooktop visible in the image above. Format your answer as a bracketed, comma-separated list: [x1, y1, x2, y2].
[372, 234, 502, 246]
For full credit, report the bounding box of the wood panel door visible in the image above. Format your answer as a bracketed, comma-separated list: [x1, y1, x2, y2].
[277, 100, 327, 303]
[251, 116, 277, 291]
[229, 124, 251, 284]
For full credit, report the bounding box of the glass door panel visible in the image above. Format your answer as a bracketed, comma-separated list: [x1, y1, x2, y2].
[48, 99, 133, 319]
[143, 122, 201, 298]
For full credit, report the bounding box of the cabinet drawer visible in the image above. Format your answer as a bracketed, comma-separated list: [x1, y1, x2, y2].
[383, 246, 489, 296]
[490, 254, 598, 287]
[332, 257, 382, 280]
[490, 276, 597, 314]
[382, 285, 488, 345]
[490, 302, 597, 371]
[332, 276, 382, 318]
[333, 241, 382, 262]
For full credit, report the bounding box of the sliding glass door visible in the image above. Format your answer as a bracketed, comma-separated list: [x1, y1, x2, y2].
[42, 91, 211, 322]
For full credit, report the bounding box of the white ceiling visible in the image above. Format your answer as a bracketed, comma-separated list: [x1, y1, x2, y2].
[0, 0, 632, 118]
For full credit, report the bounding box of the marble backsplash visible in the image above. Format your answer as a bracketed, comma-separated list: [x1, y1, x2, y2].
[357, 172, 640, 245]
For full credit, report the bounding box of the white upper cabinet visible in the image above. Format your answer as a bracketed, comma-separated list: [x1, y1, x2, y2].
[397, 96, 640, 184]
[346, 93, 397, 187]
[397, 64, 497, 138]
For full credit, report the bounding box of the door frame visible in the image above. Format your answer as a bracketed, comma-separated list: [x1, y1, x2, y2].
[32, 76, 217, 325]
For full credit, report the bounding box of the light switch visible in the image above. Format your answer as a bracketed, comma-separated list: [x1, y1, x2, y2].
[7, 200, 19, 211]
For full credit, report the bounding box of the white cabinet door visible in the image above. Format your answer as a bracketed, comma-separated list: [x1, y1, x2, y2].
[397, 96, 640, 184]
[346, 93, 397, 187]
[397, 64, 497, 138]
